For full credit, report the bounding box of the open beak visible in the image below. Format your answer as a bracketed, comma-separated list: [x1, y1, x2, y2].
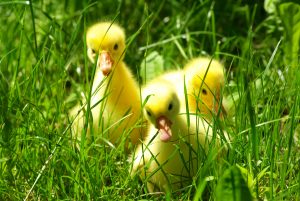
[97, 51, 113, 76]
[156, 116, 173, 142]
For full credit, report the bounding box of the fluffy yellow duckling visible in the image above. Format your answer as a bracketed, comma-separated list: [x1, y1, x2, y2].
[130, 78, 214, 193]
[184, 57, 226, 120]
[71, 22, 144, 149]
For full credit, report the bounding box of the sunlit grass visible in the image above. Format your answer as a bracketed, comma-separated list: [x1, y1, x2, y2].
[0, 0, 299, 200]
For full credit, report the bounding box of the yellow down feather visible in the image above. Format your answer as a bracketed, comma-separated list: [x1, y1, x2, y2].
[70, 22, 145, 150]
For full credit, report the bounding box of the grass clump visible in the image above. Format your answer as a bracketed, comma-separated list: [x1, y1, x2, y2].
[0, 0, 299, 200]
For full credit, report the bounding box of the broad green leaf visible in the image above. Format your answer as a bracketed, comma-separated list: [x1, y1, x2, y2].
[140, 51, 164, 85]
[264, 0, 300, 13]
[264, 0, 280, 13]
[278, 2, 300, 68]
[216, 166, 253, 201]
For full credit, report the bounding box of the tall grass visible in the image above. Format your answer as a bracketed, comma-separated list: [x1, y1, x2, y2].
[0, 0, 299, 200]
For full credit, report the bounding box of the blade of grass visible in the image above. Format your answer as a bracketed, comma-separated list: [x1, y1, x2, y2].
[28, 0, 38, 58]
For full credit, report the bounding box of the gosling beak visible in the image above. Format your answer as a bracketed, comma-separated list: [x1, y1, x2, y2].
[97, 51, 113, 76]
[156, 116, 172, 142]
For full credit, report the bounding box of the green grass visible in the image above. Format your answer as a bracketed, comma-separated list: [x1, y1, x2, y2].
[1, 0, 300, 200]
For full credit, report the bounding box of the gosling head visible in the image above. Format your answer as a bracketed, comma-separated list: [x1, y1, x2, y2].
[86, 22, 126, 76]
[142, 80, 180, 142]
[185, 58, 225, 116]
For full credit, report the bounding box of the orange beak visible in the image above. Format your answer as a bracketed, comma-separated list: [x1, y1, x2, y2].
[156, 116, 173, 142]
[97, 52, 113, 76]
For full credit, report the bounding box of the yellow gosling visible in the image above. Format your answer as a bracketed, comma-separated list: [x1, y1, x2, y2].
[130, 78, 215, 193]
[71, 22, 144, 150]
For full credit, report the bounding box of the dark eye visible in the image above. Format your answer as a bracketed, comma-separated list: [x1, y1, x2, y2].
[202, 89, 207, 95]
[168, 103, 173, 111]
[91, 49, 96, 54]
[146, 110, 151, 117]
[113, 43, 118, 50]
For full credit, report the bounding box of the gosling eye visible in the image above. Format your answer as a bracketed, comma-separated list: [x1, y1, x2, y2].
[113, 43, 118, 50]
[168, 103, 173, 111]
[91, 49, 96, 54]
[202, 89, 207, 95]
[146, 109, 152, 117]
